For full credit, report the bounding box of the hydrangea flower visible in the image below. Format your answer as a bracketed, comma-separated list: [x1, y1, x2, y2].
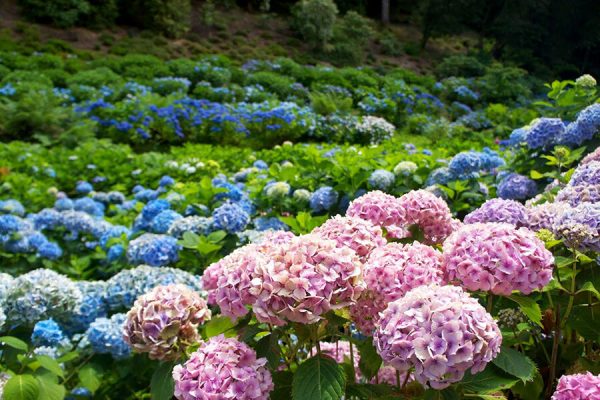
[127, 233, 180, 267]
[167, 216, 214, 237]
[443, 223, 554, 295]
[575, 74, 597, 88]
[350, 242, 444, 334]
[0, 200, 25, 216]
[124, 284, 211, 360]
[497, 173, 537, 200]
[141, 199, 170, 220]
[173, 335, 273, 400]
[253, 217, 287, 232]
[309, 186, 339, 213]
[396, 190, 459, 244]
[426, 167, 455, 186]
[150, 210, 183, 234]
[581, 147, 600, 165]
[393, 161, 417, 176]
[368, 169, 395, 190]
[569, 161, 600, 187]
[212, 202, 250, 233]
[374, 284, 501, 389]
[106, 265, 203, 311]
[551, 372, 600, 399]
[293, 189, 311, 202]
[73, 198, 104, 217]
[62, 281, 108, 334]
[159, 175, 175, 187]
[354, 116, 395, 145]
[249, 234, 364, 325]
[31, 319, 65, 347]
[555, 184, 600, 206]
[448, 151, 482, 178]
[525, 118, 565, 149]
[464, 199, 529, 227]
[4, 269, 82, 326]
[85, 314, 131, 359]
[554, 202, 600, 252]
[264, 181, 291, 199]
[76, 181, 93, 194]
[346, 191, 405, 237]
[527, 202, 569, 232]
[312, 215, 386, 261]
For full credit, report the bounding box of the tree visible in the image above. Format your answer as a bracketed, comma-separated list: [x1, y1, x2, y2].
[381, 0, 390, 24]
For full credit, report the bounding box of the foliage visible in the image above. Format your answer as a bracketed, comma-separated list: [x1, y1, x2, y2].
[291, 0, 339, 50]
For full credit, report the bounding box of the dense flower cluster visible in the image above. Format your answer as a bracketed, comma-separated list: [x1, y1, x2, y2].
[173, 335, 273, 400]
[526, 118, 565, 149]
[368, 169, 395, 190]
[554, 203, 600, 252]
[212, 202, 250, 233]
[85, 313, 131, 359]
[346, 191, 405, 236]
[374, 284, 501, 389]
[126, 233, 180, 266]
[351, 242, 445, 333]
[309, 186, 339, 213]
[250, 234, 364, 325]
[497, 173, 538, 200]
[551, 372, 600, 400]
[464, 198, 529, 227]
[526, 202, 568, 232]
[312, 215, 386, 261]
[555, 184, 600, 206]
[124, 284, 211, 360]
[443, 223, 554, 295]
[569, 161, 600, 187]
[354, 116, 395, 144]
[396, 190, 459, 244]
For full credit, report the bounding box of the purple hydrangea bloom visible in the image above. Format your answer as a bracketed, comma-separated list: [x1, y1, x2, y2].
[464, 199, 529, 227]
[497, 173, 537, 200]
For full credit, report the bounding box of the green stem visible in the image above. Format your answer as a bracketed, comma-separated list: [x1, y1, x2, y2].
[486, 294, 494, 314]
[562, 251, 578, 324]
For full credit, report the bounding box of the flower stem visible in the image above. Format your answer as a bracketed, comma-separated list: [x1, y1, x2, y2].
[562, 251, 578, 324]
[486, 294, 494, 314]
[546, 304, 560, 398]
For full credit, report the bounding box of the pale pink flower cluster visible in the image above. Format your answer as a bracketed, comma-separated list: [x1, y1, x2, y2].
[316, 341, 399, 385]
[202, 245, 256, 305]
[581, 146, 600, 165]
[173, 335, 273, 400]
[346, 191, 406, 237]
[350, 242, 445, 333]
[551, 372, 600, 400]
[124, 284, 211, 361]
[374, 284, 501, 389]
[443, 223, 554, 295]
[396, 190, 460, 244]
[312, 215, 386, 261]
[250, 234, 365, 325]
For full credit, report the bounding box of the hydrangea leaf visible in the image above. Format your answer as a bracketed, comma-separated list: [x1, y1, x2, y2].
[150, 362, 175, 400]
[492, 346, 536, 383]
[292, 355, 346, 400]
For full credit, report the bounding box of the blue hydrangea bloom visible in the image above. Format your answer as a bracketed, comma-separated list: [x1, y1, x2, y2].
[37, 242, 63, 260]
[73, 198, 105, 217]
[159, 175, 175, 187]
[0, 215, 24, 234]
[32, 319, 65, 346]
[497, 173, 538, 200]
[106, 244, 125, 262]
[212, 202, 250, 233]
[167, 216, 214, 237]
[253, 160, 268, 170]
[368, 169, 395, 190]
[526, 118, 565, 149]
[150, 210, 183, 233]
[54, 198, 74, 211]
[75, 181, 93, 194]
[558, 105, 600, 146]
[29, 208, 63, 230]
[62, 281, 108, 334]
[449, 151, 482, 177]
[69, 387, 92, 398]
[100, 225, 131, 249]
[107, 191, 125, 204]
[134, 189, 160, 202]
[126, 233, 180, 266]
[426, 167, 456, 186]
[85, 314, 130, 359]
[310, 186, 339, 213]
[254, 217, 288, 232]
[141, 199, 170, 220]
[0, 200, 25, 216]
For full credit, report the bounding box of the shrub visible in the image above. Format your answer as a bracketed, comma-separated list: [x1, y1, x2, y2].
[310, 92, 353, 115]
[18, 0, 91, 28]
[248, 72, 295, 98]
[66, 67, 124, 88]
[291, 0, 338, 50]
[380, 32, 402, 56]
[476, 64, 532, 103]
[125, 0, 192, 38]
[435, 55, 486, 78]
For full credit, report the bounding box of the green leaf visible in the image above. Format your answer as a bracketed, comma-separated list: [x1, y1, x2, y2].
[56, 351, 79, 363]
[568, 305, 600, 340]
[577, 281, 600, 300]
[35, 355, 64, 378]
[3, 374, 40, 400]
[530, 170, 544, 179]
[196, 241, 222, 254]
[460, 364, 519, 394]
[424, 387, 460, 400]
[255, 332, 281, 370]
[292, 355, 346, 400]
[35, 375, 65, 400]
[206, 230, 227, 242]
[151, 362, 175, 400]
[346, 383, 394, 398]
[204, 316, 236, 338]
[356, 340, 382, 381]
[554, 256, 574, 269]
[180, 231, 200, 248]
[511, 370, 544, 400]
[0, 336, 29, 352]
[271, 371, 294, 400]
[78, 364, 102, 394]
[508, 295, 543, 327]
[492, 346, 536, 383]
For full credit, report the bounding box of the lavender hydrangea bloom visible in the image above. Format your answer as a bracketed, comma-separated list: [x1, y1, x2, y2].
[497, 173, 537, 200]
[554, 202, 600, 252]
[555, 184, 600, 206]
[464, 199, 529, 227]
[374, 284, 501, 389]
[527, 202, 569, 232]
[569, 161, 600, 187]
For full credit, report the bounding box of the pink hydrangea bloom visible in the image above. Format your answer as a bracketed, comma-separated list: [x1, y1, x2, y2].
[443, 223, 554, 295]
[374, 284, 501, 389]
[527, 202, 570, 232]
[397, 190, 459, 244]
[215, 244, 270, 320]
[316, 341, 401, 385]
[346, 191, 406, 236]
[257, 230, 295, 246]
[124, 284, 211, 361]
[350, 242, 445, 333]
[312, 215, 386, 261]
[552, 372, 600, 400]
[249, 234, 365, 326]
[203, 245, 256, 305]
[173, 335, 273, 400]
[464, 198, 529, 227]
